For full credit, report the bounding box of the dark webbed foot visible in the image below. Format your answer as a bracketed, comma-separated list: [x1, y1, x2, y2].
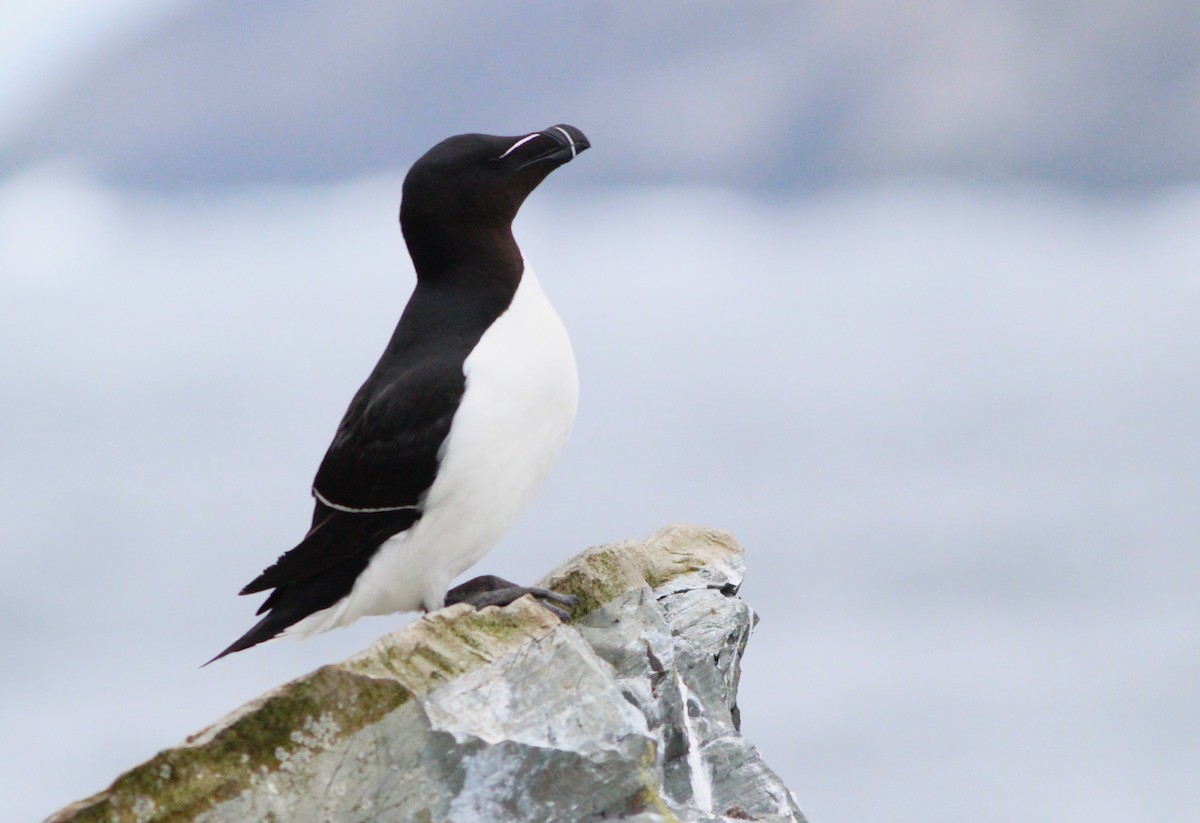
[445, 574, 580, 621]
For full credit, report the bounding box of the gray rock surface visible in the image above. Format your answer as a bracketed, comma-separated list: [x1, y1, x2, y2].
[46, 524, 806, 823]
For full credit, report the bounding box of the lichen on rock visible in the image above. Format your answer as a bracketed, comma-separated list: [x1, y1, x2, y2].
[45, 524, 806, 823]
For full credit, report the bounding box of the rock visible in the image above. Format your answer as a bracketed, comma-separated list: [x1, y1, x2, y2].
[46, 524, 806, 823]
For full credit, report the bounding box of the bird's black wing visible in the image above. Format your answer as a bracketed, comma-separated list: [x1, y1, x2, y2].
[239, 362, 465, 596]
[207, 363, 466, 663]
[312, 361, 465, 513]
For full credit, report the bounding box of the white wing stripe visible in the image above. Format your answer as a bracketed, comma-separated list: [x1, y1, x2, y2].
[313, 487, 420, 514]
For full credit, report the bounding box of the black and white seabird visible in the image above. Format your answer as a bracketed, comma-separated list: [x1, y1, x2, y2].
[209, 125, 589, 662]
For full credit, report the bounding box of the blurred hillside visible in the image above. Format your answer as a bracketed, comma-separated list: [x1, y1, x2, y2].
[2, 0, 1199, 191]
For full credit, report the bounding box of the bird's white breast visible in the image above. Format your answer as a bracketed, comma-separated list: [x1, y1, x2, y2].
[420, 260, 579, 583]
[295, 261, 578, 632]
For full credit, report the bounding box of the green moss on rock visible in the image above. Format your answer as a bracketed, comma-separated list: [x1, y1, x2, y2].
[542, 524, 743, 619]
[53, 669, 408, 823]
[342, 599, 560, 693]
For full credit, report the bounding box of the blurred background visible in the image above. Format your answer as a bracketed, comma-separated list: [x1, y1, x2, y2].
[2, 2, 1198, 821]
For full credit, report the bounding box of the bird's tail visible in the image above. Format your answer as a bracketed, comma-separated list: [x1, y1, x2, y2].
[203, 609, 301, 666]
[205, 507, 416, 665]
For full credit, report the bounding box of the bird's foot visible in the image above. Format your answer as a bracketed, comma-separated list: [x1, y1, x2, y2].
[444, 574, 580, 622]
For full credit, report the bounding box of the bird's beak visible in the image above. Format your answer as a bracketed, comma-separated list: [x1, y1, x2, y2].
[514, 124, 590, 169]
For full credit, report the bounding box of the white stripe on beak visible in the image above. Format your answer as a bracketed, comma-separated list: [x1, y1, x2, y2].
[498, 133, 542, 159]
[553, 126, 577, 158]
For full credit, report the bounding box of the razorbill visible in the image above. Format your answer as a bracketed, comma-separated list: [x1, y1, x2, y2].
[209, 125, 589, 662]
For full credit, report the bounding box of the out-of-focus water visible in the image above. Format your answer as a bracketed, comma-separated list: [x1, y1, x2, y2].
[2, 169, 1197, 822]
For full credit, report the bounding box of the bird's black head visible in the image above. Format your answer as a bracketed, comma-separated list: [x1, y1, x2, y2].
[399, 126, 589, 274]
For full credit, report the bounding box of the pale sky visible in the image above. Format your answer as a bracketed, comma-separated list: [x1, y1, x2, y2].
[0, 0, 182, 128]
